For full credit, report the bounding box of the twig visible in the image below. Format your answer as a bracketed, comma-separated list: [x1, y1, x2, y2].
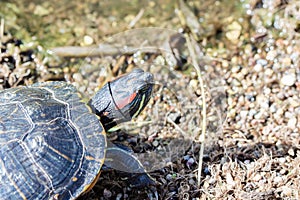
[128, 9, 144, 29]
[185, 33, 207, 187]
[167, 116, 186, 136]
[0, 18, 4, 42]
[50, 44, 161, 57]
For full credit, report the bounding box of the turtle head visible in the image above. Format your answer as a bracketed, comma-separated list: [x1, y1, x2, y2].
[89, 68, 154, 131]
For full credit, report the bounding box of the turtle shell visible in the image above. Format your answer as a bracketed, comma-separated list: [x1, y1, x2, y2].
[0, 81, 106, 200]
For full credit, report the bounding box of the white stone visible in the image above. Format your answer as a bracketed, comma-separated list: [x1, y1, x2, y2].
[281, 74, 296, 86]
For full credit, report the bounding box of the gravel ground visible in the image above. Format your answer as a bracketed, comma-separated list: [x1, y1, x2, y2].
[1, 0, 300, 199]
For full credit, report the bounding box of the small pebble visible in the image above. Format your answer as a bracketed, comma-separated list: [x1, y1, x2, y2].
[248, 109, 257, 117]
[183, 155, 191, 161]
[288, 148, 295, 156]
[254, 64, 263, 72]
[240, 110, 248, 119]
[220, 157, 227, 165]
[265, 68, 273, 76]
[282, 57, 292, 66]
[186, 158, 195, 168]
[168, 112, 181, 124]
[266, 50, 277, 60]
[288, 98, 300, 108]
[244, 44, 253, 54]
[287, 117, 297, 129]
[273, 176, 283, 184]
[281, 186, 293, 196]
[152, 140, 159, 147]
[260, 102, 270, 109]
[231, 65, 241, 73]
[244, 160, 251, 165]
[116, 193, 122, 200]
[284, 111, 293, 118]
[203, 181, 210, 189]
[256, 59, 268, 66]
[222, 60, 229, 68]
[226, 173, 235, 188]
[264, 87, 271, 95]
[205, 176, 215, 185]
[203, 166, 210, 175]
[253, 174, 262, 182]
[103, 188, 112, 198]
[270, 104, 277, 113]
[188, 178, 195, 185]
[225, 21, 242, 42]
[278, 157, 286, 163]
[279, 169, 286, 175]
[189, 79, 198, 90]
[72, 73, 83, 82]
[241, 68, 249, 75]
[83, 35, 94, 45]
[281, 74, 296, 86]
[166, 174, 173, 181]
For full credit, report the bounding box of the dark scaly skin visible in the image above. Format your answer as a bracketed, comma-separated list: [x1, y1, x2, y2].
[0, 68, 154, 200]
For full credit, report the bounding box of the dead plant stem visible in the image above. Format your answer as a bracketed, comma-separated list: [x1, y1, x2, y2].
[185, 33, 207, 187]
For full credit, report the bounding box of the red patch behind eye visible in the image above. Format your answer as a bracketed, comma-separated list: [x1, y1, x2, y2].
[116, 92, 137, 109]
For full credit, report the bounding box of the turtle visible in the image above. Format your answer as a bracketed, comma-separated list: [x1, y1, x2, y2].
[0, 68, 154, 200]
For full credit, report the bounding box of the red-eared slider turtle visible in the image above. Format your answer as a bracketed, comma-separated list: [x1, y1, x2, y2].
[0, 68, 154, 200]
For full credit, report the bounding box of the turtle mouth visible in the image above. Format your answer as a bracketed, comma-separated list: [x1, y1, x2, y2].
[130, 83, 153, 119]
